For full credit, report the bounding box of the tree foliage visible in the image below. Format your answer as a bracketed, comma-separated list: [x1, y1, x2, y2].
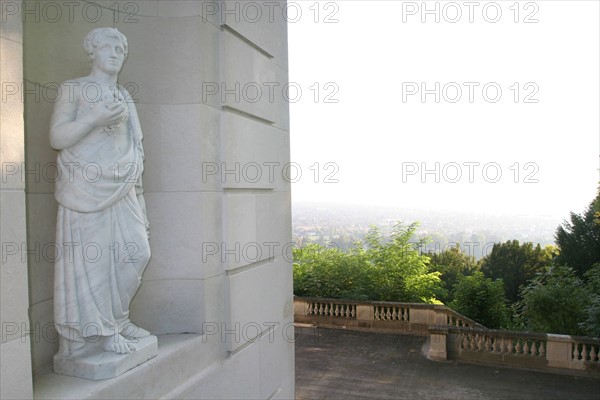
[579, 263, 600, 337]
[555, 188, 600, 276]
[480, 241, 556, 303]
[293, 223, 444, 303]
[428, 245, 479, 303]
[517, 265, 589, 335]
[449, 272, 509, 329]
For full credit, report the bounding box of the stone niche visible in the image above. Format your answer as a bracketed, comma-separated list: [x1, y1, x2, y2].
[0, 1, 294, 399]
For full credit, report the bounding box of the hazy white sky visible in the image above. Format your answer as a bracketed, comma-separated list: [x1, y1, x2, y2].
[288, 0, 599, 219]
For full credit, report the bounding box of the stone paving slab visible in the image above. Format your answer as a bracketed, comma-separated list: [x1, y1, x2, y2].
[295, 326, 600, 400]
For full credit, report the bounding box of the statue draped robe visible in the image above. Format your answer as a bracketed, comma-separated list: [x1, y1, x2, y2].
[53, 88, 150, 342]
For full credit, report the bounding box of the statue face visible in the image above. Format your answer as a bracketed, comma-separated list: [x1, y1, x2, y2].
[91, 36, 126, 75]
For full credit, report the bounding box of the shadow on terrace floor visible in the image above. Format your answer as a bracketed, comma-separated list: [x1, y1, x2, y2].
[294, 326, 599, 400]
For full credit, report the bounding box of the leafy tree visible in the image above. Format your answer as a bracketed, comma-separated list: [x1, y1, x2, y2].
[362, 223, 443, 303]
[579, 263, 600, 337]
[517, 265, 588, 335]
[555, 189, 600, 276]
[292, 244, 370, 300]
[449, 272, 509, 329]
[428, 245, 479, 303]
[480, 240, 555, 303]
[293, 222, 444, 303]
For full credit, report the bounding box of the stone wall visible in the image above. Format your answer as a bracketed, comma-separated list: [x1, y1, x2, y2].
[1, 0, 34, 397]
[2, 1, 293, 398]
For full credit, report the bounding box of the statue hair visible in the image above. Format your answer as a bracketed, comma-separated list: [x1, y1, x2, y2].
[83, 27, 128, 59]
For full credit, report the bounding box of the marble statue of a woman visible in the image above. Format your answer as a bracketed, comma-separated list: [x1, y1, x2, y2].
[50, 27, 153, 367]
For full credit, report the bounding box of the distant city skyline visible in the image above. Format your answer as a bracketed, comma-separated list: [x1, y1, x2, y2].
[289, 1, 599, 221]
[291, 201, 560, 259]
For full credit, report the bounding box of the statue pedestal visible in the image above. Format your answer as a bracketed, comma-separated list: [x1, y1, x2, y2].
[53, 336, 158, 381]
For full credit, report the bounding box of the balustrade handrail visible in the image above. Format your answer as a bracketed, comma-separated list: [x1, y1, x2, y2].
[440, 306, 486, 329]
[298, 296, 441, 309]
[295, 296, 485, 328]
[448, 325, 548, 340]
[568, 335, 600, 345]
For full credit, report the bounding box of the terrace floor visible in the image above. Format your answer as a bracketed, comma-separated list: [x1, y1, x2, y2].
[294, 326, 599, 400]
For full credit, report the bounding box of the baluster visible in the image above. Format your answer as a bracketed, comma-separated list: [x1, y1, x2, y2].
[492, 338, 499, 353]
[461, 334, 469, 350]
[403, 308, 409, 321]
[484, 336, 492, 352]
[335, 304, 340, 316]
[572, 343, 579, 361]
[515, 339, 522, 355]
[582, 344, 589, 362]
[352, 305, 356, 318]
[471, 334, 478, 351]
[590, 344, 598, 362]
[523, 340, 530, 356]
[307, 303, 313, 315]
[531, 340, 538, 357]
[539, 341, 546, 358]
[385, 307, 392, 320]
[507, 338, 514, 354]
[492, 337, 500, 353]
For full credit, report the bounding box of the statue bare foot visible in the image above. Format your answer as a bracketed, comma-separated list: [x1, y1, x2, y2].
[120, 323, 150, 339]
[103, 334, 136, 354]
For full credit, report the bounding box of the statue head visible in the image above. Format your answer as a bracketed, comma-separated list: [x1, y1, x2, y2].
[83, 27, 128, 61]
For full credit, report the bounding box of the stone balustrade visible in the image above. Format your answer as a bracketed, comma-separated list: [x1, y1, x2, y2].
[294, 296, 600, 377]
[295, 296, 484, 335]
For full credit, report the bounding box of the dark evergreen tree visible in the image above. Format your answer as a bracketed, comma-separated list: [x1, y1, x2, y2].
[554, 188, 600, 276]
[480, 241, 555, 303]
